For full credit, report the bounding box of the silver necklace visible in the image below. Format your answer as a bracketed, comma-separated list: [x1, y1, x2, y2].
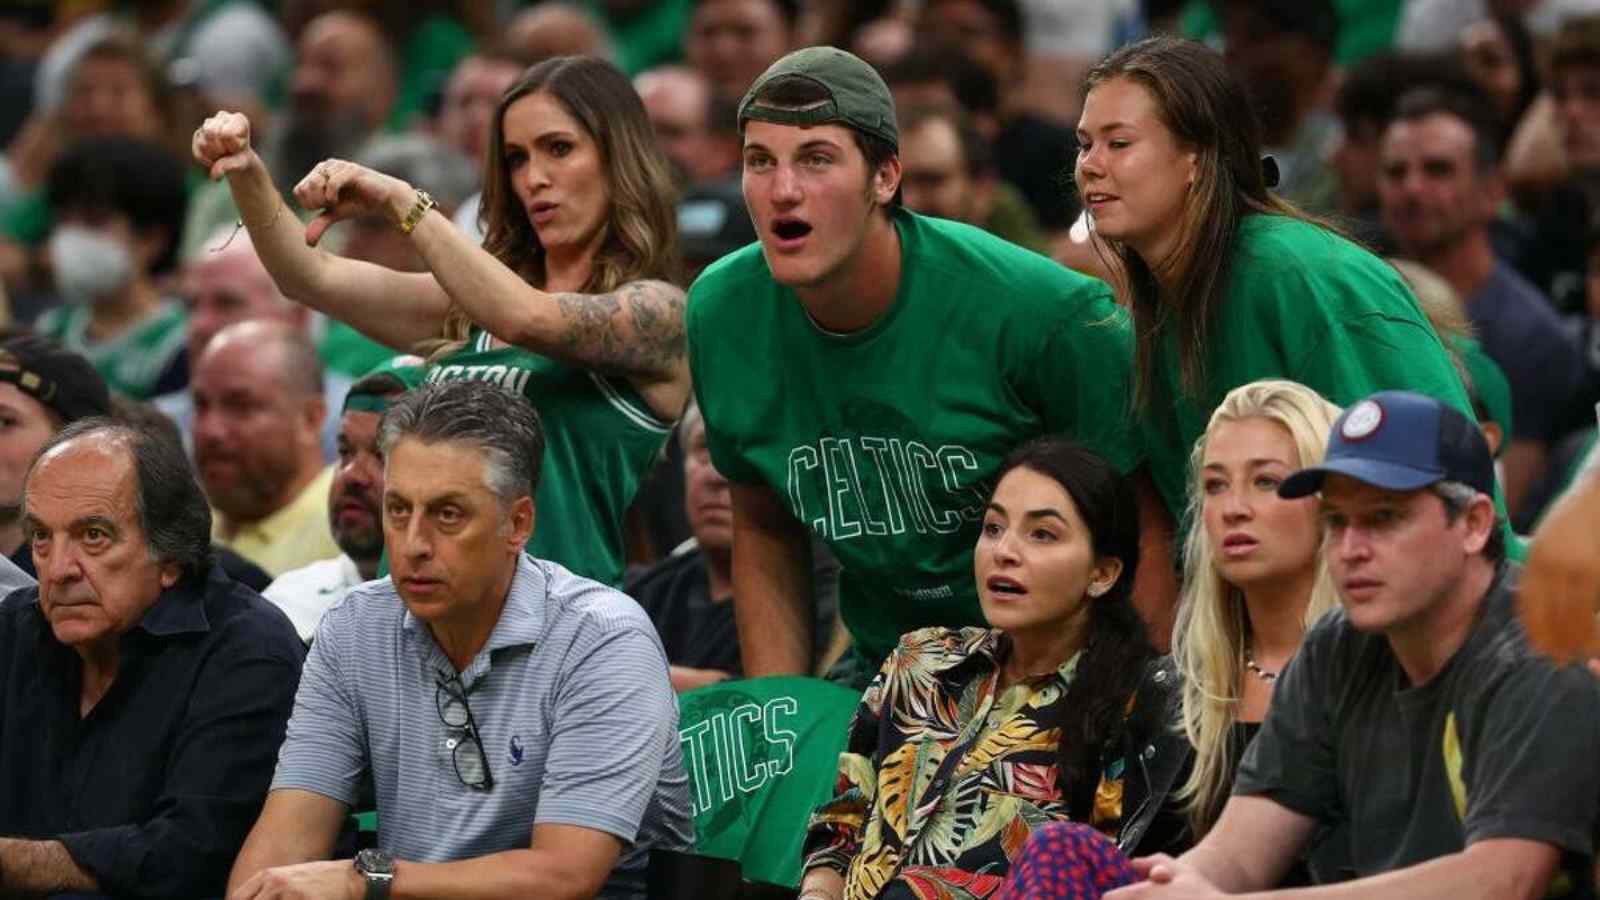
[1244, 643, 1279, 683]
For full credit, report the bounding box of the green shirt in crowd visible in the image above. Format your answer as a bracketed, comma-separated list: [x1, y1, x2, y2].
[1454, 335, 1514, 453]
[0, 191, 50, 244]
[583, 0, 692, 75]
[36, 299, 189, 400]
[1138, 214, 1476, 524]
[1181, 0, 1404, 66]
[389, 14, 475, 132]
[424, 328, 673, 586]
[320, 320, 401, 381]
[686, 208, 1140, 667]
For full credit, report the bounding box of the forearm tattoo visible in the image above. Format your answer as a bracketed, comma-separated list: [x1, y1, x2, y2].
[552, 280, 686, 378]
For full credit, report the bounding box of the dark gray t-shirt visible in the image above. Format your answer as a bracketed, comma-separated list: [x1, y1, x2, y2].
[1466, 263, 1584, 444]
[1235, 564, 1600, 895]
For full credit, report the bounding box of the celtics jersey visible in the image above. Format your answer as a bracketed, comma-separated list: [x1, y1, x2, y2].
[426, 330, 673, 586]
[36, 300, 188, 400]
[686, 208, 1139, 666]
[1137, 215, 1478, 523]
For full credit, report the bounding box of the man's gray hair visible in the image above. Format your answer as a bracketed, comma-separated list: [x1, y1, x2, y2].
[377, 380, 544, 506]
[1430, 479, 1506, 564]
[1431, 480, 1479, 513]
[24, 418, 214, 581]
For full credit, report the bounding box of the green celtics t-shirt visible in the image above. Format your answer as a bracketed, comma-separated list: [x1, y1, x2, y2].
[36, 299, 189, 400]
[1138, 214, 1477, 523]
[425, 330, 673, 586]
[686, 208, 1139, 666]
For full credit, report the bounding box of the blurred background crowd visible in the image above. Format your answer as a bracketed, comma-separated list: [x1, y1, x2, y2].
[1, 0, 1599, 560]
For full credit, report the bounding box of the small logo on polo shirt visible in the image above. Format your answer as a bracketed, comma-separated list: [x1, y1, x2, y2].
[1342, 400, 1384, 441]
[509, 735, 525, 766]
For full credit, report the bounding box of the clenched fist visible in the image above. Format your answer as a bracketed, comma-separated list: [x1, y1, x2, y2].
[193, 111, 256, 180]
[291, 158, 413, 247]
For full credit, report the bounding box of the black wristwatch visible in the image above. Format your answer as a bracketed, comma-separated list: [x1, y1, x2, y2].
[353, 848, 395, 900]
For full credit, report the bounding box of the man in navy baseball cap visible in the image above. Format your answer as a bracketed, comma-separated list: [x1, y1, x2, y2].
[1120, 390, 1600, 899]
[1278, 389, 1496, 500]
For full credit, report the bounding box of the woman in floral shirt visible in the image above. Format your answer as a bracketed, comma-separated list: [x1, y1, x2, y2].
[798, 439, 1192, 900]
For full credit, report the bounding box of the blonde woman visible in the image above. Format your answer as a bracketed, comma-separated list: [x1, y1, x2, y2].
[1170, 380, 1341, 846]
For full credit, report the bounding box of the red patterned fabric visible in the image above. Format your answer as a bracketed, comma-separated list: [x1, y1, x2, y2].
[993, 823, 1137, 899]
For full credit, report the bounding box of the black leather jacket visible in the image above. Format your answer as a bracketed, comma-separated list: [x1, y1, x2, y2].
[1115, 656, 1194, 856]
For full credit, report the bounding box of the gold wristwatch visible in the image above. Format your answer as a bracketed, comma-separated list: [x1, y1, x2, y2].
[398, 190, 436, 235]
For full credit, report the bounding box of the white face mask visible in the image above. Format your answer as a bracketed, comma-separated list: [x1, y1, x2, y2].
[49, 225, 134, 305]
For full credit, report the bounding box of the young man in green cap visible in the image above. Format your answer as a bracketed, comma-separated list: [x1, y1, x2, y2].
[686, 46, 1175, 683]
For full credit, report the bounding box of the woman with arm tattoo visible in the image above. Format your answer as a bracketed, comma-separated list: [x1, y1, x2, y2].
[194, 56, 688, 585]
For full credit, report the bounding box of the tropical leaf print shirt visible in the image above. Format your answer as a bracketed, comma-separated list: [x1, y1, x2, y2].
[803, 627, 1125, 900]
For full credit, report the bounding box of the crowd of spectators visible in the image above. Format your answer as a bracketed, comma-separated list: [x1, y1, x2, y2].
[1, 0, 1600, 898]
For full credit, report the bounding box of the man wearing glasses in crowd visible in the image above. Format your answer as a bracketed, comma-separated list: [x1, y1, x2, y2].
[226, 380, 693, 900]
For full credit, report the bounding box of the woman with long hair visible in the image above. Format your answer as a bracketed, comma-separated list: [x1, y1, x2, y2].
[193, 55, 688, 586]
[1072, 36, 1481, 527]
[1170, 380, 1340, 838]
[798, 439, 1189, 900]
[987, 385, 1344, 900]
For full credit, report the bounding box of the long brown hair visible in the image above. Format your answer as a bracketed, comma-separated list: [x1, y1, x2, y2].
[1082, 37, 1305, 407]
[433, 55, 680, 353]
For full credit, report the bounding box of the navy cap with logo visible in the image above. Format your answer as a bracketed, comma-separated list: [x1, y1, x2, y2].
[1278, 390, 1495, 499]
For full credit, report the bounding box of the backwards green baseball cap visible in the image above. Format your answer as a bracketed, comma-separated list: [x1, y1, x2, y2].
[343, 354, 427, 415]
[738, 46, 898, 150]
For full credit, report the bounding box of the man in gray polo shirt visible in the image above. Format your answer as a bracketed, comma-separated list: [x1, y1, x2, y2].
[227, 380, 693, 899]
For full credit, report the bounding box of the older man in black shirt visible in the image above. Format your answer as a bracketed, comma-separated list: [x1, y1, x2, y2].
[0, 418, 303, 896]
[625, 401, 742, 692]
